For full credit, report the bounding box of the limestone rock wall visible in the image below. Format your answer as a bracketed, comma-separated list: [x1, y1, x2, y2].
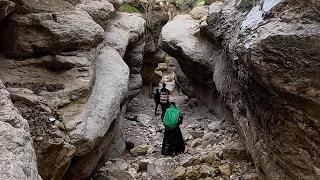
[0, 0, 146, 179]
[160, 0, 320, 179]
[0, 80, 41, 180]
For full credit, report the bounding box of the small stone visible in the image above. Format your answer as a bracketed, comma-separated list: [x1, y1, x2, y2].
[188, 98, 198, 107]
[35, 136, 44, 142]
[151, 70, 163, 85]
[157, 125, 165, 132]
[191, 138, 202, 148]
[40, 104, 52, 113]
[186, 134, 194, 141]
[207, 121, 221, 132]
[54, 120, 65, 130]
[135, 172, 142, 179]
[218, 151, 223, 158]
[202, 140, 217, 148]
[50, 130, 66, 139]
[108, 169, 135, 180]
[204, 177, 214, 180]
[189, 6, 208, 20]
[105, 160, 112, 166]
[137, 114, 152, 127]
[242, 172, 259, 180]
[211, 161, 220, 168]
[128, 167, 137, 177]
[219, 164, 232, 177]
[199, 164, 217, 178]
[222, 143, 249, 160]
[119, 163, 129, 171]
[147, 157, 175, 176]
[186, 165, 201, 180]
[174, 166, 187, 180]
[186, 124, 199, 129]
[130, 144, 148, 157]
[201, 152, 219, 164]
[202, 132, 216, 141]
[109, 158, 129, 171]
[156, 62, 168, 72]
[215, 177, 225, 180]
[125, 141, 135, 150]
[181, 156, 201, 167]
[141, 172, 147, 179]
[139, 159, 152, 170]
[51, 125, 59, 130]
[190, 130, 204, 138]
[131, 163, 139, 171]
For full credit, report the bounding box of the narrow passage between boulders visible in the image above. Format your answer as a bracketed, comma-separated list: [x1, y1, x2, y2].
[90, 76, 257, 180]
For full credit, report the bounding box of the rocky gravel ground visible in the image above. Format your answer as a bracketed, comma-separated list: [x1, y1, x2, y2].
[90, 92, 258, 180]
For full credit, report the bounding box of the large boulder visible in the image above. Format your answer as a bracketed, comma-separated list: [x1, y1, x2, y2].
[0, 80, 42, 180]
[160, 0, 320, 179]
[104, 11, 146, 102]
[62, 46, 130, 179]
[126, 74, 143, 101]
[171, 57, 195, 97]
[104, 12, 145, 57]
[1, 9, 104, 58]
[141, 9, 168, 86]
[141, 49, 167, 85]
[76, 0, 115, 29]
[124, 36, 146, 74]
[159, 15, 219, 109]
[104, 12, 146, 75]
[8, 0, 75, 14]
[151, 70, 163, 85]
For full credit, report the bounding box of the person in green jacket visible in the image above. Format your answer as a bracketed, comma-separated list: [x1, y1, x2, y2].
[162, 102, 185, 156]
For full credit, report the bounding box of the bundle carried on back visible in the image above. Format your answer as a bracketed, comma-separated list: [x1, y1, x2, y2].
[163, 104, 180, 130]
[160, 91, 169, 104]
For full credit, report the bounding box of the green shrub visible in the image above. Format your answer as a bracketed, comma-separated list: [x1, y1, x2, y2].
[193, 0, 204, 8]
[120, 3, 141, 13]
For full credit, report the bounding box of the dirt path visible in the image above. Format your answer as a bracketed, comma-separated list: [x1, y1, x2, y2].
[91, 91, 257, 180]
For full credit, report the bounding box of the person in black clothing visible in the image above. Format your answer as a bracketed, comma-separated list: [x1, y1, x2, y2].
[162, 102, 185, 156]
[160, 83, 170, 119]
[154, 89, 161, 116]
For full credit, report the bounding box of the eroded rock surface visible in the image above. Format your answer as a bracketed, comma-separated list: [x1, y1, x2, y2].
[0, 80, 42, 180]
[1, 9, 104, 58]
[0, 1, 146, 179]
[160, 0, 320, 179]
[62, 46, 130, 179]
[160, 14, 221, 110]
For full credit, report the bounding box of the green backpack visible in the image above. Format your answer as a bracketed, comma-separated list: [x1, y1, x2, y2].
[163, 104, 180, 130]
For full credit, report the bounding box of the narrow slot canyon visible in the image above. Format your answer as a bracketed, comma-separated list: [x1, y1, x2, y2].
[0, 0, 320, 180]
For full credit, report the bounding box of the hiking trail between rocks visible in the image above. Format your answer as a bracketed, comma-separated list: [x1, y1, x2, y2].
[90, 91, 258, 180]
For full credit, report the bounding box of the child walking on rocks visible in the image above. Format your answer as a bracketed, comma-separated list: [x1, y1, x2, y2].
[154, 89, 161, 116]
